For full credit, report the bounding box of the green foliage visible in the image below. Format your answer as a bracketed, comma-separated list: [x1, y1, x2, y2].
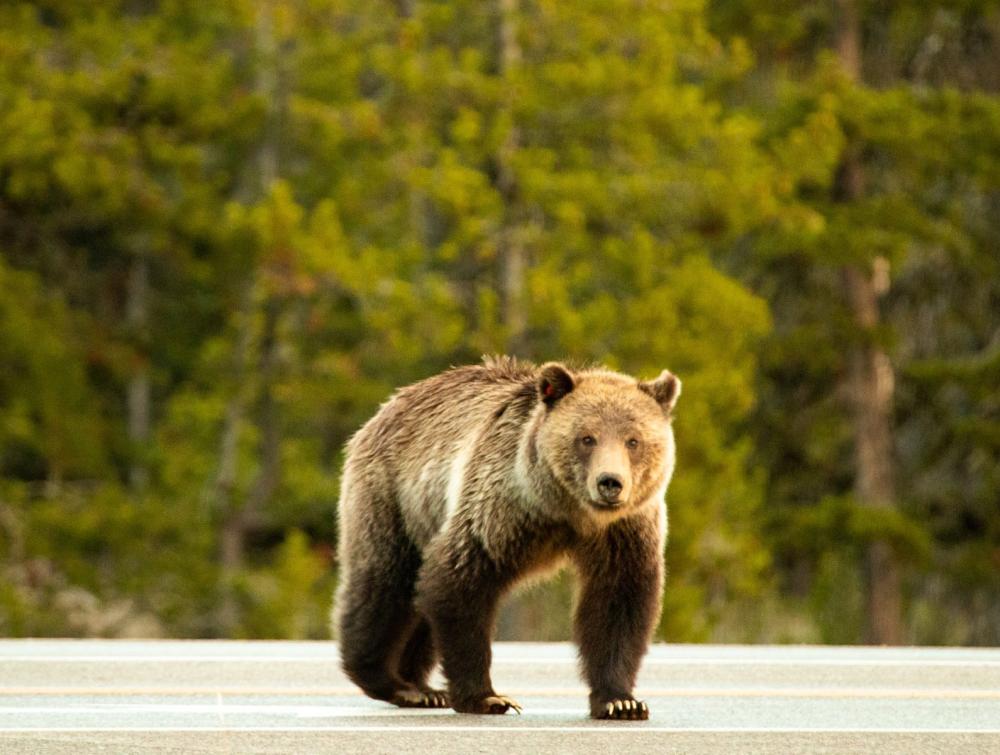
[0, 259, 106, 481]
[1, 0, 998, 644]
[242, 529, 334, 639]
[783, 495, 931, 565]
[0, 480, 215, 637]
[711, 0, 1000, 644]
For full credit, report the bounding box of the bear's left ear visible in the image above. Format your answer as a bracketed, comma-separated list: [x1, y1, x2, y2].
[537, 362, 575, 407]
[640, 370, 681, 415]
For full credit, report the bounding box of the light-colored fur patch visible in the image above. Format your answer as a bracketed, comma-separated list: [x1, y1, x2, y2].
[445, 437, 476, 521]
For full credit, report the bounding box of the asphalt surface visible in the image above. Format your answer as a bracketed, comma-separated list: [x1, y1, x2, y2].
[1, 641, 999, 753]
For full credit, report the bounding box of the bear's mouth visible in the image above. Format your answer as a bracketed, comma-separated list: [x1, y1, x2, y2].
[588, 498, 625, 510]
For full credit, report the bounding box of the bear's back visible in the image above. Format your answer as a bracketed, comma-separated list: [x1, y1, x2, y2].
[343, 358, 538, 546]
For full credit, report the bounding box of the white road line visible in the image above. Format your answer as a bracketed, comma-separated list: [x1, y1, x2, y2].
[0, 726, 998, 734]
[0, 704, 386, 715]
[2, 687, 999, 699]
[2, 698, 999, 717]
[4, 656, 1000, 667]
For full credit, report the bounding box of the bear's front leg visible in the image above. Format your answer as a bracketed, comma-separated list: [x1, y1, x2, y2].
[572, 513, 663, 721]
[414, 531, 522, 715]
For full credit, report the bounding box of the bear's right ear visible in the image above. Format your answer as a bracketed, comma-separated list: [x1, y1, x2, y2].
[537, 362, 575, 407]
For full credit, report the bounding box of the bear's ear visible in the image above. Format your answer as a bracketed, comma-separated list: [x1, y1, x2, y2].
[537, 362, 575, 407]
[640, 370, 681, 414]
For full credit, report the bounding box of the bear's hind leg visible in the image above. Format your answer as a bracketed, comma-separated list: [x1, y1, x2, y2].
[391, 616, 448, 708]
[340, 589, 448, 709]
[397, 617, 444, 689]
[334, 483, 424, 707]
[336, 486, 449, 710]
[337, 561, 417, 704]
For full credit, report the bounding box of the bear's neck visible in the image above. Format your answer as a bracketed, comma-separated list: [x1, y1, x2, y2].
[514, 411, 581, 525]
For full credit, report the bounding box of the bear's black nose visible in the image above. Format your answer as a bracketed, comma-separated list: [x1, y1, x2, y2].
[597, 473, 624, 502]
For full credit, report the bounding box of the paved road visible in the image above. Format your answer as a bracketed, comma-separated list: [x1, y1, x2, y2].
[1, 641, 998, 753]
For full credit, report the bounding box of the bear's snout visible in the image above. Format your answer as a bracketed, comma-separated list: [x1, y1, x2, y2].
[596, 473, 624, 504]
[586, 441, 633, 508]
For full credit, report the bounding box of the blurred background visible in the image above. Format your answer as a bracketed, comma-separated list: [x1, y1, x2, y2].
[0, 0, 998, 645]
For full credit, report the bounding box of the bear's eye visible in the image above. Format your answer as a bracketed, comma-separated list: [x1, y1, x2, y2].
[626, 438, 640, 450]
[580, 435, 597, 446]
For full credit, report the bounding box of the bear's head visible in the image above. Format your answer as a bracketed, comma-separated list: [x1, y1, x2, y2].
[533, 362, 680, 520]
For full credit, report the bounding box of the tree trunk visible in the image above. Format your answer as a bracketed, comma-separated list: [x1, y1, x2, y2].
[835, 0, 904, 645]
[843, 264, 903, 644]
[835, 0, 861, 80]
[126, 250, 150, 492]
[245, 297, 283, 516]
[245, 0, 284, 518]
[497, 0, 527, 356]
[217, 295, 283, 636]
[215, 1, 284, 635]
[213, 286, 253, 636]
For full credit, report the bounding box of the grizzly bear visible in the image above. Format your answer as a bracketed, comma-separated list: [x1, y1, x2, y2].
[334, 356, 680, 720]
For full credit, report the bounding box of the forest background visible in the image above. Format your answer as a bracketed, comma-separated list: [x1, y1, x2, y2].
[1, 0, 998, 645]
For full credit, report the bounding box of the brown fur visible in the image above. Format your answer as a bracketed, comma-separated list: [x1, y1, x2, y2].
[334, 356, 680, 719]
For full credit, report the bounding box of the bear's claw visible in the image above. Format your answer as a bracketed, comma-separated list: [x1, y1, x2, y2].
[478, 694, 522, 714]
[391, 687, 450, 708]
[597, 697, 649, 720]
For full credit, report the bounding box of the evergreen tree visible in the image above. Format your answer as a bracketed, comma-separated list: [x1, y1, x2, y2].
[710, 0, 1000, 643]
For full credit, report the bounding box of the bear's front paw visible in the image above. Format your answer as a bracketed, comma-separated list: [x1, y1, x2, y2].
[594, 697, 649, 721]
[390, 686, 450, 708]
[454, 693, 523, 715]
